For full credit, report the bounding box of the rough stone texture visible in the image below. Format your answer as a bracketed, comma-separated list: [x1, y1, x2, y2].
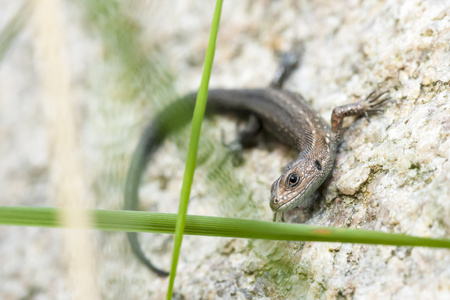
[336, 165, 371, 196]
[1, 0, 449, 299]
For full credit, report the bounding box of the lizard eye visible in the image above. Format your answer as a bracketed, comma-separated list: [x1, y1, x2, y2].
[286, 172, 300, 188]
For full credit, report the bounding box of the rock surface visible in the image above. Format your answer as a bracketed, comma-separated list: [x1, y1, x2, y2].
[0, 1, 449, 299]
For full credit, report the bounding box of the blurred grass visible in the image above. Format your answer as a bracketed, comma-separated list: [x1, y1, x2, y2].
[78, 0, 176, 206]
[81, 0, 174, 107]
[0, 2, 30, 63]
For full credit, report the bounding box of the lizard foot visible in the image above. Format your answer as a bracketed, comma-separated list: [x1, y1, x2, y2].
[361, 90, 392, 118]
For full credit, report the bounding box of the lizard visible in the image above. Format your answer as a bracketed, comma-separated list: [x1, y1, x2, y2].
[124, 49, 390, 276]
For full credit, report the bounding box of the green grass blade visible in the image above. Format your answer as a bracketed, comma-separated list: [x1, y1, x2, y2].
[1, 207, 449, 249]
[167, 1, 223, 297]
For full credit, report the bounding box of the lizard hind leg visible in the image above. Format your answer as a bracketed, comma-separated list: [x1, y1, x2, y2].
[270, 43, 304, 89]
[237, 114, 262, 148]
[222, 114, 262, 166]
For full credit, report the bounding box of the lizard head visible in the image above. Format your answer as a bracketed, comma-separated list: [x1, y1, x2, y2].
[269, 157, 328, 213]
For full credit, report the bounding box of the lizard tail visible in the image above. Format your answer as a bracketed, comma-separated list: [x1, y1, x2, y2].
[124, 95, 196, 277]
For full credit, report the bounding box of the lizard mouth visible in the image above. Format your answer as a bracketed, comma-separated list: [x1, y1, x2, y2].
[270, 191, 304, 212]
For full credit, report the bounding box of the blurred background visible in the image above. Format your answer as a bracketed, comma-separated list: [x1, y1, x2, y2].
[1, 1, 449, 299]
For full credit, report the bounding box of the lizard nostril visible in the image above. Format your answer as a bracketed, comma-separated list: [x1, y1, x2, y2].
[270, 199, 280, 211]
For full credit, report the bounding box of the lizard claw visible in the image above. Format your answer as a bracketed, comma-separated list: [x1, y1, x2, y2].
[363, 90, 391, 113]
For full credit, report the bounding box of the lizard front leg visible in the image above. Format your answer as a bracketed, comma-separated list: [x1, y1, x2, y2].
[331, 91, 390, 144]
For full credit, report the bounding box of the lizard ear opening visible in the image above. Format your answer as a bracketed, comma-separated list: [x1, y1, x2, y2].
[314, 160, 322, 171]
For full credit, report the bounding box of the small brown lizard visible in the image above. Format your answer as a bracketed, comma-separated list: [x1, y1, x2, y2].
[124, 50, 389, 276]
